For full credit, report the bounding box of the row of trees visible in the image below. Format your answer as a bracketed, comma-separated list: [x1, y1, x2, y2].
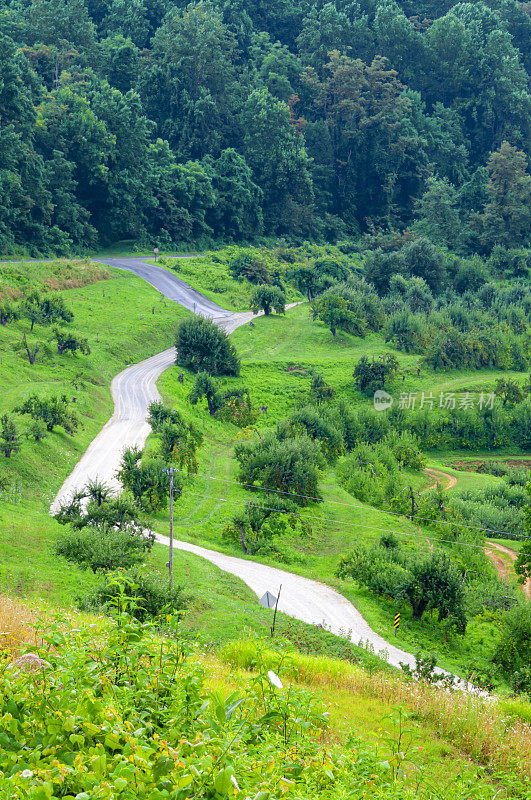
[0, 0, 529, 251]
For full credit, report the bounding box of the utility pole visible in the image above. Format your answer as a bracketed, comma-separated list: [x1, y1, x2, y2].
[163, 467, 175, 588]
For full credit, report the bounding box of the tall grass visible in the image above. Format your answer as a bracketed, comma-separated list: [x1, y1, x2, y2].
[220, 639, 531, 781]
[0, 595, 39, 653]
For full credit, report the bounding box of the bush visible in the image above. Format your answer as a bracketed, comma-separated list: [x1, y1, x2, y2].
[493, 603, 531, 678]
[235, 431, 325, 505]
[16, 394, 79, 433]
[55, 524, 154, 573]
[78, 570, 188, 620]
[353, 354, 399, 394]
[175, 316, 240, 376]
[228, 250, 269, 283]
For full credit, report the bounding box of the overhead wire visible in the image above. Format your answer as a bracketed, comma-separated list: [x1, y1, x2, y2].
[181, 489, 524, 551]
[171, 466, 530, 540]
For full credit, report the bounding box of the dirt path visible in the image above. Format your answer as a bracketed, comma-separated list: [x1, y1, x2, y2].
[421, 468, 529, 599]
[422, 467, 458, 493]
[485, 541, 531, 600]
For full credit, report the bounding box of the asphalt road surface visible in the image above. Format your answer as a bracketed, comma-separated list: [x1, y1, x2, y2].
[51, 257, 475, 682]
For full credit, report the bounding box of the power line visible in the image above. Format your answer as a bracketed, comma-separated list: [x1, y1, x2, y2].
[172, 467, 528, 540]
[179, 489, 519, 551]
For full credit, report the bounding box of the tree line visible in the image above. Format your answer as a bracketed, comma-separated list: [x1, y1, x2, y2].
[0, 0, 529, 254]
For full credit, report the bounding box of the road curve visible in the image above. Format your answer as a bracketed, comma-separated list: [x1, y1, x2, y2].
[51, 258, 471, 681]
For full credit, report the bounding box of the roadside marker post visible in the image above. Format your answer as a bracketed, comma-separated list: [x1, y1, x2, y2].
[394, 612, 400, 637]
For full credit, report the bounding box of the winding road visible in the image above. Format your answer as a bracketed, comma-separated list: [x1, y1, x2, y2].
[51, 257, 473, 682]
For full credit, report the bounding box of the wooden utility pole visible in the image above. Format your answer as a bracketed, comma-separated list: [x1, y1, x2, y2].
[163, 467, 175, 588]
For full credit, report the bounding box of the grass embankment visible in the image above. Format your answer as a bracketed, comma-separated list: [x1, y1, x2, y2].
[0, 261, 189, 603]
[149, 302, 529, 682]
[1, 595, 530, 798]
[156, 248, 304, 312]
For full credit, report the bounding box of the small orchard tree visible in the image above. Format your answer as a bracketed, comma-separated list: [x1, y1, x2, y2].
[494, 378, 524, 407]
[250, 284, 286, 316]
[228, 250, 269, 284]
[53, 328, 90, 356]
[235, 431, 325, 504]
[189, 372, 223, 416]
[0, 414, 21, 458]
[117, 447, 176, 511]
[158, 419, 203, 473]
[175, 316, 240, 376]
[0, 301, 18, 326]
[16, 394, 79, 433]
[55, 524, 153, 573]
[405, 553, 466, 632]
[515, 485, 531, 584]
[309, 371, 335, 404]
[353, 355, 399, 394]
[312, 294, 365, 337]
[20, 292, 73, 331]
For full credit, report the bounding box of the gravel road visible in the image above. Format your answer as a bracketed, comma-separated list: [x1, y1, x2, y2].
[51, 257, 473, 681]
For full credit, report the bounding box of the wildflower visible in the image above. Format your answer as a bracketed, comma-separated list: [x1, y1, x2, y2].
[20, 770, 33, 780]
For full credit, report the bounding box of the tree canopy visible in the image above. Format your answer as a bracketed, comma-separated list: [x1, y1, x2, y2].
[0, 0, 528, 253]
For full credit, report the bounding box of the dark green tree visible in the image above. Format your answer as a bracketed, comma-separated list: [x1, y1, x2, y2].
[175, 317, 240, 376]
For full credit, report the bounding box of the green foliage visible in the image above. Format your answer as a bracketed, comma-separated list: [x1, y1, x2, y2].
[492, 602, 531, 680]
[250, 284, 286, 316]
[1, 601, 414, 799]
[52, 327, 91, 355]
[55, 524, 153, 573]
[235, 430, 325, 505]
[0, 413, 21, 458]
[15, 393, 79, 433]
[175, 316, 240, 376]
[338, 545, 467, 633]
[117, 446, 174, 511]
[353, 354, 399, 395]
[312, 293, 365, 338]
[79, 569, 188, 620]
[148, 401, 203, 471]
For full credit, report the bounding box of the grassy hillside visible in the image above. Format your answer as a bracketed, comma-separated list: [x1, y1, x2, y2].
[1, 594, 530, 799]
[0, 261, 189, 602]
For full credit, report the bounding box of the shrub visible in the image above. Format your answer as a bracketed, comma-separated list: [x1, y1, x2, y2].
[235, 431, 325, 505]
[175, 316, 240, 376]
[15, 394, 79, 433]
[493, 603, 531, 678]
[0, 414, 21, 458]
[228, 250, 269, 283]
[78, 570, 188, 620]
[55, 524, 154, 573]
[353, 354, 399, 394]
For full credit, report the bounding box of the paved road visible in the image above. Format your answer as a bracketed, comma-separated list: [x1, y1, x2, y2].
[50, 258, 476, 682]
[94, 256, 232, 320]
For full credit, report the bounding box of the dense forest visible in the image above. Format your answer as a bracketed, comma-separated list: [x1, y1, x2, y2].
[0, 0, 530, 253]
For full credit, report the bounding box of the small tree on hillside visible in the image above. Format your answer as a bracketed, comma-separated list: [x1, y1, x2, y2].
[353, 355, 399, 394]
[235, 432, 325, 504]
[0, 301, 18, 326]
[250, 284, 286, 316]
[0, 414, 21, 458]
[117, 447, 175, 511]
[20, 292, 73, 331]
[175, 316, 240, 376]
[53, 328, 91, 356]
[16, 394, 79, 433]
[189, 372, 223, 416]
[312, 294, 365, 337]
[405, 553, 466, 632]
[55, 525, 152, 573]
